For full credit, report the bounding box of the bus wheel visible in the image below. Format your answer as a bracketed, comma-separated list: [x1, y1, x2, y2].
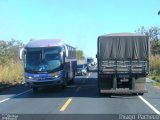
[61, 81, 67, 89]
[62, 76, 67, 89]
[33, 87, 38, 93]
[70, 78, 74, 84]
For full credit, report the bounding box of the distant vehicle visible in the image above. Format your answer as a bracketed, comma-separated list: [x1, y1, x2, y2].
[87, 57, 95, 66]
[84, 63, 89, 71]
[97, 33, 149, 95]
[87, 57, 95, 71]
[76, 64, 87, 76]
[19, 39, 77, 92]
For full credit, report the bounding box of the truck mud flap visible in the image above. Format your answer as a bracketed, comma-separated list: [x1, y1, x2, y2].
[100, 89, 148, 94]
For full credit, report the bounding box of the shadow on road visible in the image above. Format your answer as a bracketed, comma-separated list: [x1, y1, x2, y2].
[0, 75, 139, 99]
[12, 77, 100, 99]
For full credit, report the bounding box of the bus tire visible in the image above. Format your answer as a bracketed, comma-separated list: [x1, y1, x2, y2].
[70, 78, 74, 84]
[62, 74, 67, 89]
[33, 87, 38, 93]
[61, 84, 66, 89]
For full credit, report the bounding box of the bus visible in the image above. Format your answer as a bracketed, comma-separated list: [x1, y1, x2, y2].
[19, 39, 77, 92]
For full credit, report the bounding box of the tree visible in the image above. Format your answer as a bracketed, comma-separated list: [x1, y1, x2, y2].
[0, 39, 24, 65]
[76, 50, 85, 60]
[135, 26, 160, 55]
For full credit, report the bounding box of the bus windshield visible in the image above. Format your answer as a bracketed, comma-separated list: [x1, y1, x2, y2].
[25, 47, 62, 73]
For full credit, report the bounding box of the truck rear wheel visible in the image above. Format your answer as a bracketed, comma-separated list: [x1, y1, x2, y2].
[138, 93, 144, 96]
[99, 92, 111, 97]
[69, 78, 74, 84]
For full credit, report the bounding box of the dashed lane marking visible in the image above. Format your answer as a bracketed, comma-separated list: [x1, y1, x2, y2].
[60, 72, 92, 111]
[60, 98, 72, 112]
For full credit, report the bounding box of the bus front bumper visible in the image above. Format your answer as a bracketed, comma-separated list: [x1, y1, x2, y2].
[25, 77, 63, 87]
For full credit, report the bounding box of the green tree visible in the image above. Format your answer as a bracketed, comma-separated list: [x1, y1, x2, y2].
[135, 26, 160, 55]
[76, 50, 85, 60]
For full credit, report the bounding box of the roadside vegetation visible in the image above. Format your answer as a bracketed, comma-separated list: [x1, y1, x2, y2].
[0, 26, 160, 86]
[136, 26, 160, 86]
[0, 62, 23, 85]
[150, 55, 160, 86]
[0, 39, 24, 86]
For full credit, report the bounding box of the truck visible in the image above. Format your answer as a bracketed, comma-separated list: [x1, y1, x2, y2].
[97, 33, 149, 95]
[19, 39, 77, 92]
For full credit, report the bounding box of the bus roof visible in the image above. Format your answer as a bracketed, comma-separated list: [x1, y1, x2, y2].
[25, 39, 63, 48]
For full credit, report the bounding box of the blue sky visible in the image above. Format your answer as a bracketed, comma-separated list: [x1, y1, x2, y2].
[0, 0, 159, 59]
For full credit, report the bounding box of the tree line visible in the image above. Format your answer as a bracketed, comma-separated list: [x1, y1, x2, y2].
[0, 39, 24, 65]
[0, 26, 160, 65]
[135, 26, 160, 55]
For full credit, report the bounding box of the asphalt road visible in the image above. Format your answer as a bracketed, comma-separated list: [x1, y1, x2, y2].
[0, 71, 160, 120]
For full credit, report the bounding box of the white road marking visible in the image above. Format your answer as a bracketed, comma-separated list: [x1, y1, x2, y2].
[87, 73, 91, 78]
[0, 89, 32, 103]
[0, 72, 93, 104]
[138, 96, 160, 115]
[12, 89, 32, 98]
[0, 98, 10, 103]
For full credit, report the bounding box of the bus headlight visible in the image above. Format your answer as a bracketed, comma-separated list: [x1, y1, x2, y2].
[51, 72, 62, 78]
[25, 76, 32, 79]
[54, 75, 58, 78]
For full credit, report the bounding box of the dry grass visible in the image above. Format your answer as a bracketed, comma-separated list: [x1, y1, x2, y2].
[0, 56, 160, 85]
[150, 55, 160, 83]
[0, 62, 24, 85]
[150, 55, 160, 75]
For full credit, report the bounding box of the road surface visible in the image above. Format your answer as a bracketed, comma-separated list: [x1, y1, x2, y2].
[0, 71, 160, 120]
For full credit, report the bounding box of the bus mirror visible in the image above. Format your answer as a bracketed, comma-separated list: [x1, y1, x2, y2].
[60, 51, 63, 56]
[96, 54, 98, 58]
[18, 48, 24, 60]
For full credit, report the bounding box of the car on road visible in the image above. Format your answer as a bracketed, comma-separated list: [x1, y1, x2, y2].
[84, 63, 89, 71]
[76, 64, 87, 76]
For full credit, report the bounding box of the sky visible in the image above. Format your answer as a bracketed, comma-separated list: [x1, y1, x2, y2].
[0, 0, 159, 59]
